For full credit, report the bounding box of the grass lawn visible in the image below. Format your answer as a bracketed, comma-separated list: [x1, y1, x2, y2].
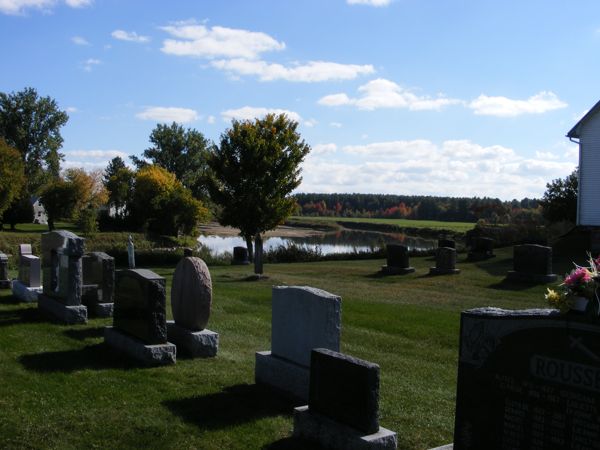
[0, 247, 563, 449]
[289, 216, 476, 234]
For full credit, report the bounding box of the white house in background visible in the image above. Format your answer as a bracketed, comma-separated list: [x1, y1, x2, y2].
[567, 99, 600, 227]
[31, 196, 48, 225]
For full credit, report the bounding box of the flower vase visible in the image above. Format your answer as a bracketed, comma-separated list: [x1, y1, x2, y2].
[571, 296, 589, 312]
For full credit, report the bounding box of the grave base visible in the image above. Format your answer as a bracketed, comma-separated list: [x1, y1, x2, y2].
[293, 405, 397, 450]
[231, 260, 250, 265]
[12, 279, 42, 302]
[38, 294, 87, 324]
[429, 445, 453, 450]
[506, 271, 557, 283]
[0, 280, 11, 289]
[93, 302, 114, 317]
[104, 326, 176, 366]
[380, 265, 415, 275]
[429, 267, 460, 275]
[255, 351, 309, 401]
[166, 320, 218, 357]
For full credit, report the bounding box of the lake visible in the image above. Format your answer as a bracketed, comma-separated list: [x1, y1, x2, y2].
[198, 229, 437, 256]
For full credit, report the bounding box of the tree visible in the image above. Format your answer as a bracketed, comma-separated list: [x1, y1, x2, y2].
[103, 157, 135, 220]
[131, 122, 214, 200]
[0, 138, 25, 221]
[38, 178, 78, 230]
[131, 165, 209, 235]
[64, 168, 108, 233]
[540, 168, 578, 223]
[1, 196, 33, 230]
[0, 87, 68, 193]
[208, 114, 311, 275]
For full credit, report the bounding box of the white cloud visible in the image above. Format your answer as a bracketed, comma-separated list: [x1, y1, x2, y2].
[221, 106, 302, 124]
[65, 149, 128, 159]
[304, 118, 318, 128]
[468, 91, 567, 117]
[136, 106, 199, 123]
[298, 138, 578, 199]
[71, 35, 89, 45]
[207, 115, 216, 124]
[65, 106, 78, 113]
[111, 29, 150, 43]
[0, 0, 91, 14]
[318, 78, 460, 111]
[160, 21, 285, 59]
[82, 58, 101, 71]
[535, 151, 559, 160]
[347, 0, 391, 6]
[329, 122, 343, 128]
[211, 59, 375, 82]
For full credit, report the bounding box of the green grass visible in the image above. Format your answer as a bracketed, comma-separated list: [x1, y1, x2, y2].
[289, 216, 476, 233]
[0, 247, 565, 449]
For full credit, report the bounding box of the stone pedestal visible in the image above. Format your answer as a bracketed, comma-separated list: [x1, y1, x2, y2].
[255, 350, 310, 400]
[38, 293, 87, 324]
[104, 326, 176, 366]
[167, 320, 218, 357]
[12, 279, 42, 302]
[19, 254, 41, 288]
[293, 406, 397, 450]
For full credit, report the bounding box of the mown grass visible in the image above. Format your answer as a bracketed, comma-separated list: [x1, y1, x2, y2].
[0, 247, 567, 449]
[289, 216, 476, 234]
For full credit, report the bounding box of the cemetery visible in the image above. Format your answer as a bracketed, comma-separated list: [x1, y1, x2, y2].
[0, 234, 592, 449]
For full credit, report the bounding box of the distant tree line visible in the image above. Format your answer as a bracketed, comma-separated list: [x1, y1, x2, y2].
[294, 193, 541, 224]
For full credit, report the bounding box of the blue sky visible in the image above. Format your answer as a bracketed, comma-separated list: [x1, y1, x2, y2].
[1, 0, 596, 200]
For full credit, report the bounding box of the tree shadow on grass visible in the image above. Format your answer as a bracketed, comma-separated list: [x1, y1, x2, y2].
[163, 383, 300, 432]
[19, 342, 146, 372]
[0, 306, 41, 327]
[0, 292, 22, 305]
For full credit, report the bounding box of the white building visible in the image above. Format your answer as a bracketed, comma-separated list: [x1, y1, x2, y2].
[567, 100, 600, 226]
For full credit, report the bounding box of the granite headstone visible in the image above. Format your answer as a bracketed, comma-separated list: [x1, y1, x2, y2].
[381, 244, 415, 275]
[467, 237, 495, 260]
[430, 247, 460, 275]
[0, 252, 9, 288]
[506, 244, 557, 283]
[232, 246, 250, 265]
[453, 307, 600, 449]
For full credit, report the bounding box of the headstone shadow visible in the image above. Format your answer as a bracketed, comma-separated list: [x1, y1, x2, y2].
[63, 326, 105, 341]
[19, 342, 146, 372]
[0, 306, 41, 327]
[489, 278, 544, 291]
[0, 293, 23, 305]
[163, 383, 299, 431]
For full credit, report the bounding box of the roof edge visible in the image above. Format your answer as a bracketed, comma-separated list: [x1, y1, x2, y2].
[567, 99, 600, 138]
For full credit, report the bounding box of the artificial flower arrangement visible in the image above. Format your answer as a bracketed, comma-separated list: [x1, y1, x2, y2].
[545, 255, 600, 314]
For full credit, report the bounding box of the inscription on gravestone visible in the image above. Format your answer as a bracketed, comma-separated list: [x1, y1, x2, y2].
[454, 307, 600, 450]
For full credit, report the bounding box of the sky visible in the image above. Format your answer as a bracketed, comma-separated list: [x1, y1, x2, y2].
[1, 0, 597, 200]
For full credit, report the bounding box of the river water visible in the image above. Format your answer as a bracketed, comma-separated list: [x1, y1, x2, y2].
[198, 229, 437, 256]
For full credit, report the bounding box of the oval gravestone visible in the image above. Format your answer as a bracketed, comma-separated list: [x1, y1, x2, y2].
[171, 257, 212, 331]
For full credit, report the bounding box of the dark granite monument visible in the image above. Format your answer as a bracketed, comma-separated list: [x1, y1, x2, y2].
[232, 246, 250, 265]
[82, 252, 115, 317]
[293, 348, 397, 449]
[105, 268, 175, 365]
[453, 307, 600, 449]
[381, 244, 415, 275]
[506, 244, 557, 283]
[167, 256, 218, 357]
[467, 237, 495, 261]
[37, 230, 87, 323]
[429, 247, 460, 275]
[438, 238, 456, 249]
[0, 252, 10, 289]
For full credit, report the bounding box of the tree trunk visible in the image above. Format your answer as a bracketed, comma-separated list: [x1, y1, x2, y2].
[254, 233, 263, 275]
[245, 234, 254, 262]
[47, 216, 55, 231]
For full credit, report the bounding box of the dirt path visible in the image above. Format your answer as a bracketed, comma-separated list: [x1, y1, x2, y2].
[199, 222, 324, 238]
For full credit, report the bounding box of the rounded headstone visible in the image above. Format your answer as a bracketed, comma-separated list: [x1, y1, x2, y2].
[232, 246, 249, 265]
[171, 257, 212, 331]
[438, 238, 455, 249]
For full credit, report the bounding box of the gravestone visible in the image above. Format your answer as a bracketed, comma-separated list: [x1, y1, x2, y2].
[0, 252, 10, 289]
[255, 286, 342, 400]
[380, 244, 415, 275]
[506, 244, 557, 283]
[12, 251, 42, 302]
[467, 237, 495, 261]
[37, 230, 87, 324]
[438, 238, 456, 249]
[105, 269, 175, 365]
[82, 252, 115, 317]
[293, 348, 397, 449]
[429, 247, 460, 275]
[167, 256, 218, 357]
[453, 307, 600, 450]
[232, 246, 250, 265]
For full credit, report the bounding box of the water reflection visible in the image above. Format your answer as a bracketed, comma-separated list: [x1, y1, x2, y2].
[198, 230, 436, 256]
